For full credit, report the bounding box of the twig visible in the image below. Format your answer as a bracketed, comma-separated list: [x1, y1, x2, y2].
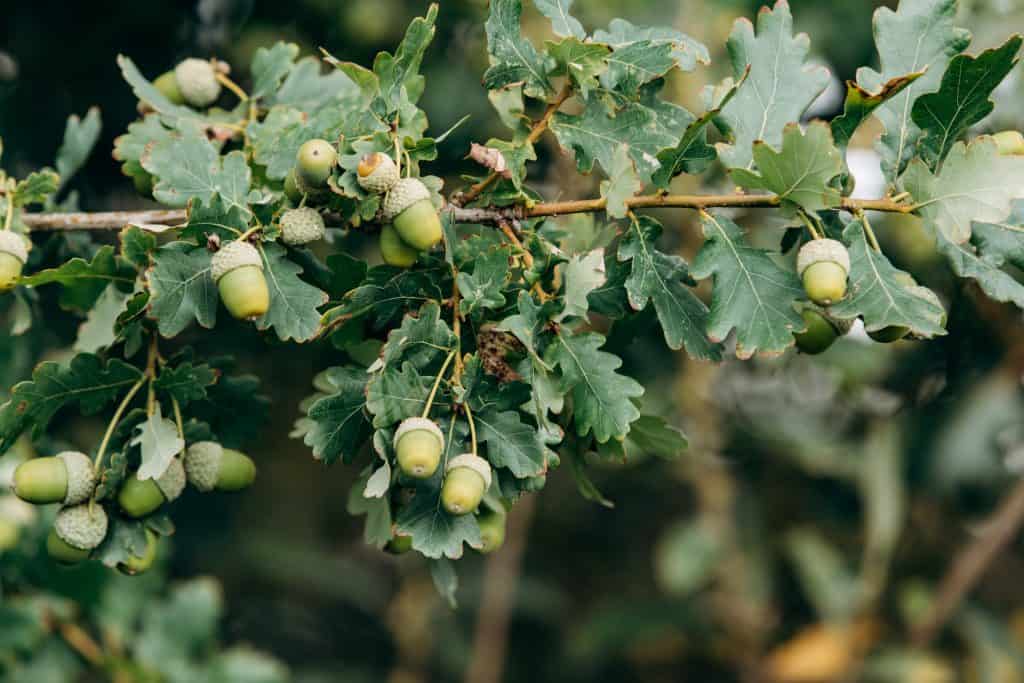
[911, 477, 1024, 647]
[52, 620, 105, 668]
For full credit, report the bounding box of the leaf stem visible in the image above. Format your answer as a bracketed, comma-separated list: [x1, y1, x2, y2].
[798, 211, 822, 240]
[91, 375, 146, 475]
[857, 210, 883, 252]
[464, 402, 478, 457]
[421, 350, 457, 419]
[3, 190, 14, 232]
[215, 72, 249, 102]
[171, 396, 185, 444]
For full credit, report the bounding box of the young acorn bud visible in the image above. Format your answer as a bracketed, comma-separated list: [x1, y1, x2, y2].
[280, 207, 326, 246]
[173, 58, 221, 108]
[117, 459, 186, 518]
[211, 240, 270, 320]
[383, 178, 443, 251]
[380, 224, 420, 268]
[386, 533, 413, 555]
[794, 306, 851, 355]
[393, 418, 444, 479]
[797, 239, 850, 305]
[296, 139, 338, 187]
[152, 70, 185, 105]
[441, 454, 491, 516]
[13, 451, 96, 506]
[184, 441, 256, 492]
[477, 509, 507, 554]
[48, 503, 108, 564]
[118, 529, 159, 575]
[993, 130, 1024, 156]
[0, 230, 28, 293]
[357, 153, 400, 194]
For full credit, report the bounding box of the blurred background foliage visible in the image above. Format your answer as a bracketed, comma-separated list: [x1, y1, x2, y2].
[3, 0, 1024, 681]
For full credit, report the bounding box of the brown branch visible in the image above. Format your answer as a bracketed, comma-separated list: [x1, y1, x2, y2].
[911, 477, 1024, 647]
[55, 621, 106, 668]
[23, 209, 187, 231]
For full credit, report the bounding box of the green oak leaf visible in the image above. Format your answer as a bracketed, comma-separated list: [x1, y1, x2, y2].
[73, 286, 130, 354]
[475, 409, 547, 478]
[120, 226, 157, 269]
[587, 249, 631, 319]
[829, 220, 946, 337]
[600, 39, 676, 97]
[250, 42, 301, 101]
[457, 248, 511, 316]
[94, 517, 155, 569]
[380, 301, 456, 370]
[303, 366, 373, 465]
[153, 362, 219, 407]
[730, 121, 842, 214]
[857, 0, 971, 179]
[690, 212, 804, 358]
[901, 137, 1024, 244]
[113, 114, 175, 183]
[248, 106, 344, 181]
[545, 38, 609, 99]
[180, 194, 250, 245]
[131, 404, 184, 480]
[347, 467, 392, 549]
[270, 56, 359, 111]
[912, 36, 1022, 167]
[55, 107, 102, 190]
[375, 5, 438, 111]
[497, 291, 552, 366]
[366, 362, 428, 428]
[592, 18, 708, 73]
[13, 170, 60, 207]
[830, 73, 922, 150]
[0, 354, 143, 453]
[547, 330, 643, 443]
[972, 201, 1024, 270]
[556, 249, 606, 322]
[618, 216, 721, 361]
[536, 0, 585, 39]
[329, 264, 448, 330]
[116, 55, 214, 128]
[938, 232, 1024, 309]
[714, 1, 830, 169]
[601, 144, 642, 219]
[623, 414, 688, 459]
[255, 243, 328, 343]
[484, 0, 555, 99]
[191, 361, 269, 449]
[146, 242, 218, 338]
[478, 137, 536, 191]
[21, 245, 135, 313]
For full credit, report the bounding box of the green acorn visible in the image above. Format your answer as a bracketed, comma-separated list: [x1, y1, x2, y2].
[184, 441, 256, 492]
[211, 240, 270, 320]
[383, 178, 442, 251]
[477, 509, 506, 554]
[394, 418, 444, 479]
[994, 130, 1024, 156]
[379, 224, 419, 268]
[47, 503, 108, 564]
[118, 459, 186, 518]
[357, 152, 400, 194]
[153, 71, 184, 105]
[441, 454, 491, 516]
[386, 533, 413, 555]
[280, 207, 326, 246]
[797, 239, 850, 305]
[13, 451, 96, 505]
[173, 58, 221, 108]
[118, 529, 159, 575]
[296, 139, 338, 187]
[794, 306, 851, 355]
[0, 230, 28, 293]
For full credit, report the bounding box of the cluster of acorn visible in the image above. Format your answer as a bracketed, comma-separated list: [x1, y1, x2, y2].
[386, 417, 506, 554]
[10, 442, 254, 573]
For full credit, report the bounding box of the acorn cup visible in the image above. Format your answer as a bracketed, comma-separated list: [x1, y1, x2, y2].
[184, 441, 256, 492]
[379, 224, 420, 268]
[118, 459, 186, 518]
[441, 454, 492, 516]
[0, 230, 28, 293]
[296, 139, 338, 187]
[383, 178, 443, 251]
[794, 305, 851, 355]
[13, 451, 96, 505]
[279, 207, 325, 246]
[47, 504, 108, 565]
[118, 529, 159, 575]
[211, 240, 270, 320]
[797, 239, 850, 305]
[477, 508, 507, 554]
[394, 418, 444, 479]
[357, 153, 400, 194]
[173, 58, 221, 108]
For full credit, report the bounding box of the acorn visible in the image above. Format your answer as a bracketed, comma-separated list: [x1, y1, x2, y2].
[13, 451, 96, 505]
[296, 139, 338, 187]
[477, 509, 507, 553]
[797, 239, 850, 305]
[152, 71, 185, 105]
[280, 207, 325, 246]
[173, 58, 221, 108]
[0, 230, 28, 292]
[794, 306, 850, 355]
[386, 533, 413, 555]
[441, 453, 491, 516]
[211, 240, 270, 320]
[47, 503, 108, 565]
[184, 441, 256, 492]
[357, 153, 400, 194]
[393, 418, 444, 479]
[117, 458, 186, 518]
[994, 130, 1024, 156]
[118, 529, 159, 575]
[379, 223, 419, 268]
[383, 178, 442, 251]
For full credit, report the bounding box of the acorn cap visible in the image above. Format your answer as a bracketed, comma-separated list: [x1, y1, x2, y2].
[357, 153, 400, 194]
[174, 58, 221, 107]
[56, 451, 96, 505]
[211, 240, 262, 282]
[797, 239, 850, 276]
[383, 178, 431, 223]
[446, 453, 492, 489]
[155, 458, 186, 502]
[54, 504, 108, 551]
[184, 441, 222, 492]
[280, 207, 326, 246]
[0, 231, 28, 264]
[393, 417, 444, 450]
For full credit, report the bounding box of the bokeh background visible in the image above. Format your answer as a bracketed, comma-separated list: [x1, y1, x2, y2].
[3, 1, 1024, 681]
